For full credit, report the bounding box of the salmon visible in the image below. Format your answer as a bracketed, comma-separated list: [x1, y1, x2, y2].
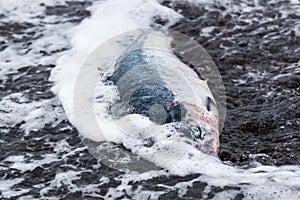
[108, 31, 220, 155]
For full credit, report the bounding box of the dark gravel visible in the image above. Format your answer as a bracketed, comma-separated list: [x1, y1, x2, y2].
[1, 0, 299, 199]
[161, 0, 300, 166]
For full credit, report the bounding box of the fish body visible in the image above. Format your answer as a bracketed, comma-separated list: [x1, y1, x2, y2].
[108, 31, 220, 155]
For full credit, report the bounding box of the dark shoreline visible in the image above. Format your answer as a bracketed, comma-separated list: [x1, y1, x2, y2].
[0, 0, 299, 199]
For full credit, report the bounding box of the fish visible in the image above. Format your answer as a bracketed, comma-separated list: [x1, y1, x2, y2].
[107, 31, 220, 156]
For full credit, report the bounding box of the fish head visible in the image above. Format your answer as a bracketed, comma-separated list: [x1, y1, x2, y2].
[188, 122, 219, 155]
[181, 102, 220, 155]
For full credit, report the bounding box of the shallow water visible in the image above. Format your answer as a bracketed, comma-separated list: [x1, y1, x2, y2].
[0, 0, 299, 199]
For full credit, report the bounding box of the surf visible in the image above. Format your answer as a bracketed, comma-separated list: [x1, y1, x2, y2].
[49, 0, 300, 199]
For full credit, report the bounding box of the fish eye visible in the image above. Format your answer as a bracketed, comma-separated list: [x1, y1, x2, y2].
[191, 126, 202, 139]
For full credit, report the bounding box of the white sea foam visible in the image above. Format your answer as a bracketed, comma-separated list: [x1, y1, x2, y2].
[0, 0, 92, 198]
[0, 178, 28, 198]
[48, 0, 300, 198]
[4, 154, 60, 173]
[0, 0, 74, 134]
[50, 0, 181, 127]
[48, 0, 300, 194]
[0, 0, 299, 199]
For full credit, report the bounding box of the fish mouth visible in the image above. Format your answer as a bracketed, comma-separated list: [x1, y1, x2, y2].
[199, 138, 219, 156]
